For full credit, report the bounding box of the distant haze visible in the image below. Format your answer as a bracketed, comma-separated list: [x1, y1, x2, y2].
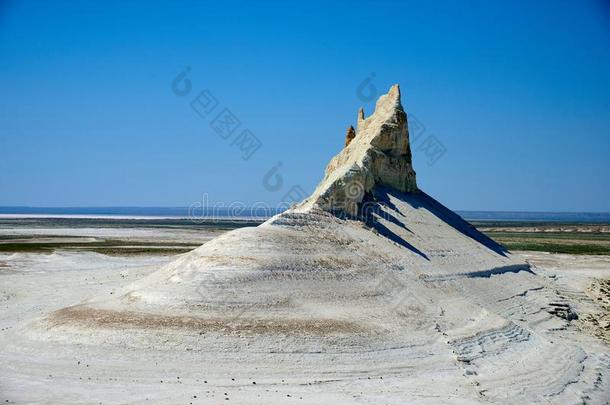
[1, 207, 610, 224]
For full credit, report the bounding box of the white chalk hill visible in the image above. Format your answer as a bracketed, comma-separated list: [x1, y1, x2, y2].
[50, 85, 609, 403]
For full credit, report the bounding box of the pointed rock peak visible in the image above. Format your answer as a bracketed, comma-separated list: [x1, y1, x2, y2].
[374, 84, 402, 116]
[344, 125, 356, 147]
[358, 107, 365, 120]
[356, 108, 366, 133]
[297, 85, 418, 216]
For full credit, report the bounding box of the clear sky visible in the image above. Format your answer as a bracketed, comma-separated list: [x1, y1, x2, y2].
[1, 0, 609, 211]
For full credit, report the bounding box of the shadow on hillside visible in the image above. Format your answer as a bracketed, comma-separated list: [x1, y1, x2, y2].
[359, 193, 430, 260]
[360, 187, 508, 258]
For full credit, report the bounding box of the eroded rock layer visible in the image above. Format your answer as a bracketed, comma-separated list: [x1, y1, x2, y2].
[299, 84, 417, 216]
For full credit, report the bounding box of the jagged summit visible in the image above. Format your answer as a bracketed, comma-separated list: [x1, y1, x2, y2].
[298, 84, 417, 215]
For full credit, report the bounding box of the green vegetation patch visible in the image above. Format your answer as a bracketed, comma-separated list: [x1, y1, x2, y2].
[495, 241, 610, 255]
[0, 240, 199, 256]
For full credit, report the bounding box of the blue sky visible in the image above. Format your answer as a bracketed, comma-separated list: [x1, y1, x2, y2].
[1, 0, 609, 211]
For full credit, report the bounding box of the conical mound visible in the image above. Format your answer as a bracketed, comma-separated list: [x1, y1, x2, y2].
[41, 85, 610, 403]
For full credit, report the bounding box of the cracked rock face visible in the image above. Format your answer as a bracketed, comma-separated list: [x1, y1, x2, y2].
[298, 84, 417, 216]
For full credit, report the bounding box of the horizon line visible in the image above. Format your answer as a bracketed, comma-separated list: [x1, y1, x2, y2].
[1, 206, 609, 215]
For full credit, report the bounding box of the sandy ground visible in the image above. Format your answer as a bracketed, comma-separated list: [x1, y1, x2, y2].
[0, 250, 427, 404]
[0, 227, 609, 404]
[519, 251, 610, 344]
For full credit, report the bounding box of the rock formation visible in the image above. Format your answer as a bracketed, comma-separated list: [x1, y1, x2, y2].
[344, 125, 356, 147]
[40, 85, 610, 404]
[299, 85, 417, 216]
